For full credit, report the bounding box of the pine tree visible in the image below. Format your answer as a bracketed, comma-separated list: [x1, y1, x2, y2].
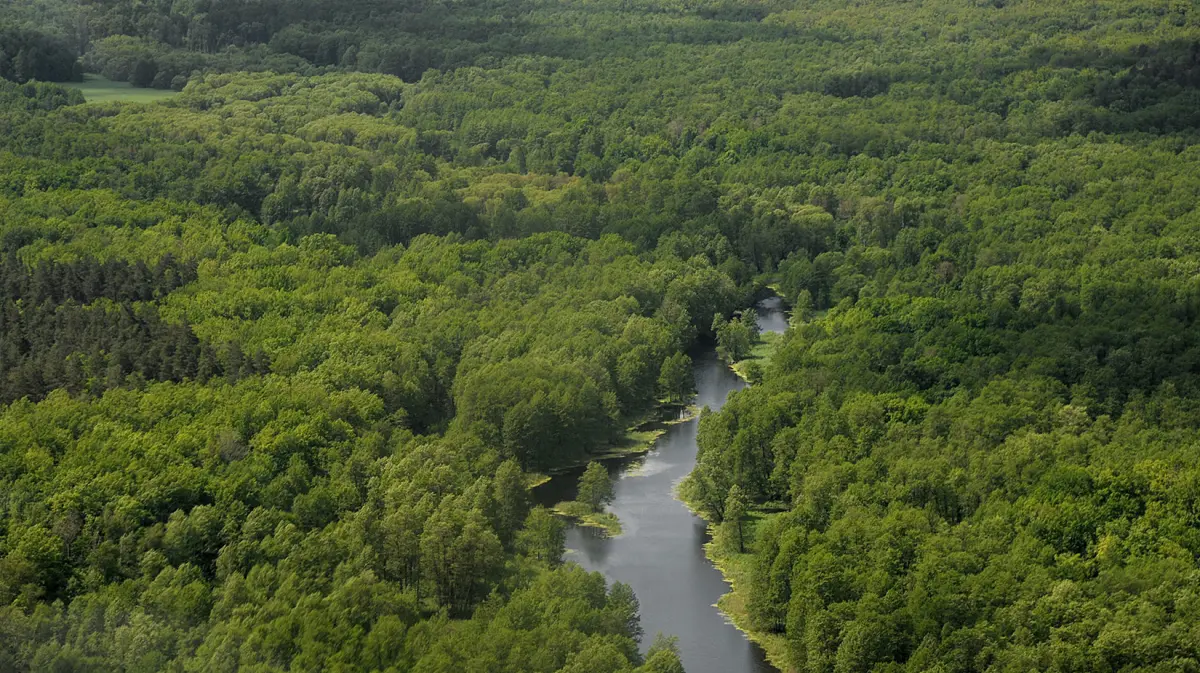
[721, 485, 748, 553]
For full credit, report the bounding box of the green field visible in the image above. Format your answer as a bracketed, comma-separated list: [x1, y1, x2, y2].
[731, 331, 782, 383]
[62, 74, 177, 103]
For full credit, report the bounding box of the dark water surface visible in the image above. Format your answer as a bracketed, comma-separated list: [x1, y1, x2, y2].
[534, 298, 787, 673]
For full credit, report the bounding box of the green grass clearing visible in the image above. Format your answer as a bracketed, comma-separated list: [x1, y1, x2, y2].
[707, 511, 795, 673]
[731, 331, 782, 382]
[63, 74, 178, 104]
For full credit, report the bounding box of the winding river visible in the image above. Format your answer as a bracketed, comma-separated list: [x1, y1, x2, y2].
[535, 296, 788, 673]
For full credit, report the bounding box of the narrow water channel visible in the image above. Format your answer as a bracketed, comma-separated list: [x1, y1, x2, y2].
[534, 297, 788, 673]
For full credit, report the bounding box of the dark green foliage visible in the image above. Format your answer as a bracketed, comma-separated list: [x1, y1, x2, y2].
[718, 485, 747, 553]
[0, 26, 79, 83]
[0, 253, 258, 403]
[0, 254, 196, 303]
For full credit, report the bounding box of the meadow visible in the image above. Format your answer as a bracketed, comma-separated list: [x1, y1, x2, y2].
[62, 74, 178, 103]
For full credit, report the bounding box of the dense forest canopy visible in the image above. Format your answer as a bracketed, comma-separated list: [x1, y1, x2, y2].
[1, 0, 1199, 671]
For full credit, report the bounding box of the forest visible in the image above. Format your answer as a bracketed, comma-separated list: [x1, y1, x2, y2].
[2, 0, 1200, 671]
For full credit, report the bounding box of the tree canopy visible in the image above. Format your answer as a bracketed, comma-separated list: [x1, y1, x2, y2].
[2, 0, 1200, 670]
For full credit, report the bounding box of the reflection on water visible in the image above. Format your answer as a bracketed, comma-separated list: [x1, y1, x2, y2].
[755, 295, 790, 334]
[534, 297, 787, 673]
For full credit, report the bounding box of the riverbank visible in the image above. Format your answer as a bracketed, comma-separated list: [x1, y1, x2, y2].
[730, 331, 782, 383]
[724, 290, 791, 383]
[533, 329, 784, 672]
[550, 501, 623, 536]
[528, 403, 699, 486]
[685, 293, 797, 671]
[534, 404, 699, 535]
[602, 402, 700, 460]
[680, 494, 795, 673]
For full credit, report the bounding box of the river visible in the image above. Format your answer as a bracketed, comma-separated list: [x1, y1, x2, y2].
[534, 296, 788, 673]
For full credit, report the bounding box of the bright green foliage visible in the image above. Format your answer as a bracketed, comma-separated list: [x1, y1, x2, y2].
[413, 568, 648, 673]
[0, 206, 730, 668]
[517, 506, 566, 567]
[713, 312, 758, 363]
[690, 163, 1200, 671]
[657, 353, 694, 405]
[642, 635, 685, 673]
[718, 485, 748, 553]
[577, 462, 615, 513]
[2, 0, 1200, 668]
[420, 495, 504, 616]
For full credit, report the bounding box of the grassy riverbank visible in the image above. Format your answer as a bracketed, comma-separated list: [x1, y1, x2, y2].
[603, 403, 698, 458]
[679, 491, 796, 672]
[539, 404, 699, 535]
[706, 516, 795, 673]
[538, 403, 699, 476]
[551, 500, 623, 536]
[730, 331, 782, 383]
[694, 298, 797, 670]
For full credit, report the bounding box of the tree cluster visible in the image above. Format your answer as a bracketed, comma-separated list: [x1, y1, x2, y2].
[0, 25, 80, 84]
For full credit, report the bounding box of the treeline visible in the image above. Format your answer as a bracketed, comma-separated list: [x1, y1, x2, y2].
[0, 79, 83, 112]
[0, 25, 80, 84]
[0, 254, 197, 305]
[0, 171, 735, 671]
[0, 217, 715, 670]
[83, 35, 314, 90]
[0, 300, 247, 404]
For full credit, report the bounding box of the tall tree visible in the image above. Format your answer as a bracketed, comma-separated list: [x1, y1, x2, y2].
[577, 462, 614, 513]
[657, 352, 694, 404]
[720, 485, 748, 553]
[516, 506, 565, 566]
